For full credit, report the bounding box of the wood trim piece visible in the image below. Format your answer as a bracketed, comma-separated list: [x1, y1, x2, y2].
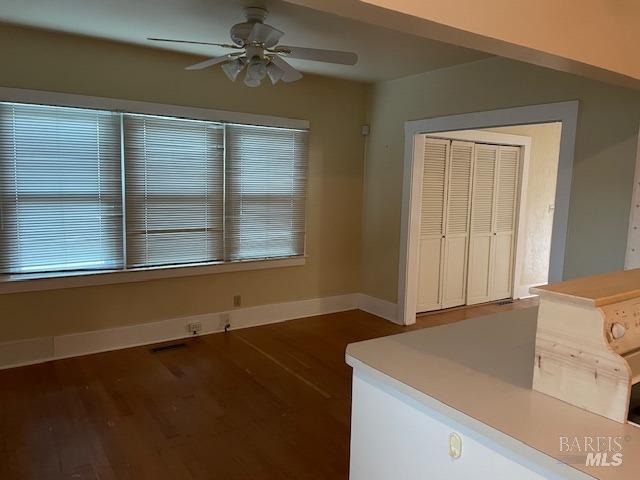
[0, 293, 358, 369]
[0, 257, 306, 295]
[0, 87, 310, 130]
[530, 268, 640, 307]
[624, 126, 640, 269]
[532, 297, 632, 423]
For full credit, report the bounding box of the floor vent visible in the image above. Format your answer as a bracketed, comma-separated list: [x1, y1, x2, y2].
[496, 299, 514, 306]
[151, 342, 187, 353]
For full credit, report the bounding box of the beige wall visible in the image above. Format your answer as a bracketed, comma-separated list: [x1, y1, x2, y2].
[363, 56, 640, 303]
[359, 0, 640, 82]
[285, 0, 640, 89]
[0, 24, 368, 342]
[487, 123, 562, 288]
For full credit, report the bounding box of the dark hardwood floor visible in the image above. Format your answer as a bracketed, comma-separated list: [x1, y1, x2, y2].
[0, 298, 537, 479]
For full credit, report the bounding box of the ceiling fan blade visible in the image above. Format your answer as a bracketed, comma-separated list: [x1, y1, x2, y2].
[148, 37, 241, 49]
[247, 23, 284, 48]
[275, 46, 357, 65]
[185, 55, 238, 70]
[269, 55, 303, 83]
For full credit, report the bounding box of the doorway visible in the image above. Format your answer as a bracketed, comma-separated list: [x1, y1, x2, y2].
[416, 126, 561, 313]
[397, 102, 579, 324]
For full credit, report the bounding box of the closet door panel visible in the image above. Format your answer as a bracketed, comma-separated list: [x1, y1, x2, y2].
[417, 137, 449, 312]
[467, 144, 498, 305]
[442, 236, 468, 307]
[493, 234, 514, 298]
[467, 236, 492, 302]
[491, 146, 520, 301]
[417, 237, 443, 311]
[441, 141, 473, 309]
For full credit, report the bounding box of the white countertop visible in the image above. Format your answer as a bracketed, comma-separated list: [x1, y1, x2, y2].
[346, 307, 640, 479]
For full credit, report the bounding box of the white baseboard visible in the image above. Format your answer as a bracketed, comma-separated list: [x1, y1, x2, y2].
[0, 336, 54, 370]
[514, 282, 545, 300]
[1, 293, 402, 370]
[357, 294, 400, 324]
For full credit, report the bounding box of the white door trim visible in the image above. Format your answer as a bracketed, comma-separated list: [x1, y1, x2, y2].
[398, 101, 579, 325]
[624, 125, 640, 269]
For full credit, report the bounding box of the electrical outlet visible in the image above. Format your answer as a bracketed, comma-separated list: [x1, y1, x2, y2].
[233, 295, 241, 307]
[221, 313, 231, 332]
[187, 321, 202, 335]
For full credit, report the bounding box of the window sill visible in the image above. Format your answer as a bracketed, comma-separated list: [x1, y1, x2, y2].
[0, 256, 306, 295]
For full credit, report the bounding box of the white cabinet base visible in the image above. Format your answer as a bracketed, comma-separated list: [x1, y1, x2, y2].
[349, 372, 569, 480]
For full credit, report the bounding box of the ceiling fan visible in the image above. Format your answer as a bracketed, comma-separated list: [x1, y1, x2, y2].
[148, 7, 358, 87]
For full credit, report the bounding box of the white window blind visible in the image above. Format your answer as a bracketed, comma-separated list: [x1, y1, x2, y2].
[123, 114, 224, 268]
[225, 124, 308, 261]
[0, 102, 122, 274]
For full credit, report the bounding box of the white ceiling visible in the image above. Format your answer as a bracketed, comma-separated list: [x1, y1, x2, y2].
[0, 0, 490, 82]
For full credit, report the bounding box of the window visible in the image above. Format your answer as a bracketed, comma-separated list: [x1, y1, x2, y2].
[0, 103, 122, 274]
[124, 114, 224, 268]
[226, 124, 308, 260]
[0, 101, 309, 278]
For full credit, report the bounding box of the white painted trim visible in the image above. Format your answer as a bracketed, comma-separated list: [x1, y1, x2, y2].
[514, 282, 545, 300]
[429, 129, 531, 146]
[429, 130, 533, 302]
[399, 101, 579, 325]
[357, 294, 399, 324]
[0, 293, 400, 370]
[625, 125, 640, 269]
[0, 257, 306, 295]
[0, 87, 309, 130]
[0, 293, 359, 370]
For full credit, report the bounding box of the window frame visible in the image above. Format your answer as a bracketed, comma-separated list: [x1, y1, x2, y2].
[0, 87, 309, 294]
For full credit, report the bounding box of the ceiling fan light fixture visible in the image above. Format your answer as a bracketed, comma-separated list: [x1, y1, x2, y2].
[247, 57, 267, 79]
[266, 62, 284, 85]
[244, 74, 261, 88]
[244, 57, 268, 87]
[221, 57, 246, 81]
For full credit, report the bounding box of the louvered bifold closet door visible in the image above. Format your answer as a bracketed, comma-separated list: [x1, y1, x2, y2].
[466, 144, 498, 305]
[417, 137, 449, 312]
[0, 102, 122, 274]
[491, 146, 520, 300]
[124, 114, 224, 268]
[441, 141, 473, 309]
[225, 124, 308, 261]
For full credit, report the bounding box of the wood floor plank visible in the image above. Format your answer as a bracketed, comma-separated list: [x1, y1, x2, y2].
[0, 299, 536, 479]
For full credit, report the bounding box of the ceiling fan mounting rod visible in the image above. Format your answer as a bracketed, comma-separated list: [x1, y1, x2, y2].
[244, 7, 268, 23]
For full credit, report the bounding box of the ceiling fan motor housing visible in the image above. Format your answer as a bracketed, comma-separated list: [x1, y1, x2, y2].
[230, 7, 269, 46]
